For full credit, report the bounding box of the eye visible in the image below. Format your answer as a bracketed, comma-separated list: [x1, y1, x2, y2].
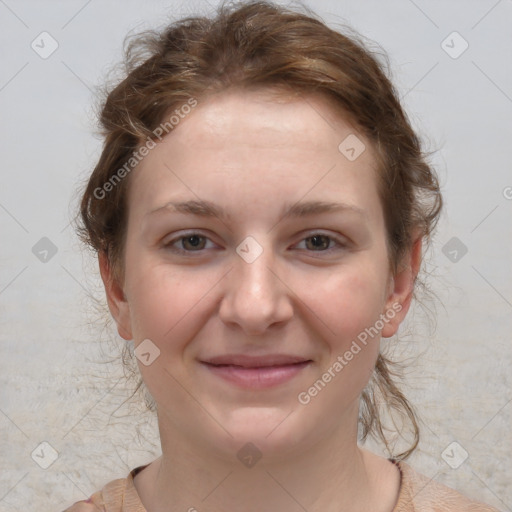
[163, 232, 216, 254]
[295, 233, 346, 253]
[162, 231, 347, 256]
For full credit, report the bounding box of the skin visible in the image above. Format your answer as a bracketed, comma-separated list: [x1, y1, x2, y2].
[100, 88, 421, 512]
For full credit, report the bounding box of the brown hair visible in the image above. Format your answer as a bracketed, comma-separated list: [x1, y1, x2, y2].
[77, 0, 442, 459]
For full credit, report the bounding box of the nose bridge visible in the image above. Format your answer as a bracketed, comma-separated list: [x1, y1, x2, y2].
[219, 237, 292, 333]
[238, 247, 275, 298]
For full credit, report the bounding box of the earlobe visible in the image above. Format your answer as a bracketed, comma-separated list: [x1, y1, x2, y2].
[381, 236, 422, 338]
[98, 252, 133, 340]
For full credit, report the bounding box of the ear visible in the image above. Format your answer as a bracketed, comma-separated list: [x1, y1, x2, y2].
[99, 251, 133, 340]
[381, 236, 422, 338]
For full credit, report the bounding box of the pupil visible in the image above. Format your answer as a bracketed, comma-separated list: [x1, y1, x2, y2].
[309, 235, 328, 250]
[185, 235, 203, 249]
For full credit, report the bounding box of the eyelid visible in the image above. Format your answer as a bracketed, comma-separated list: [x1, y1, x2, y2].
[293, 231, 349, 252]
[162, 229, 349, 255]
[162, 230, 218, 254]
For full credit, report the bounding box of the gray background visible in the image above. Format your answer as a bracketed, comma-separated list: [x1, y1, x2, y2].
[0, 0, 511, 510]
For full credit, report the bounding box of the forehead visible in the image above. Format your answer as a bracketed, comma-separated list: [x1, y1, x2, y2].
[127, 88, 382, 225]
[171, 88, 360, 149]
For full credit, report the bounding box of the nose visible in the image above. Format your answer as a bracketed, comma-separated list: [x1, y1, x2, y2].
[218, 243, 293, 335]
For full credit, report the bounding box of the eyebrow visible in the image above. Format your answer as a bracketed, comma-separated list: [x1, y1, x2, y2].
[146, 199, 365, 221]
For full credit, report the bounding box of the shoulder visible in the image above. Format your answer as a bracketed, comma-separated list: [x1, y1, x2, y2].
[396, 460, 501, 511]
[61, 476, 132, 512]
[61, 491, 105, 511]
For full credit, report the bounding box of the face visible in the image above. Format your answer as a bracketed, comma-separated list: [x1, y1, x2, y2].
[101, 88, 418, 461]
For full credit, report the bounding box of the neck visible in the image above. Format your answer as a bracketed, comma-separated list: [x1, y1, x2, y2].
[135, 408, 400, 512]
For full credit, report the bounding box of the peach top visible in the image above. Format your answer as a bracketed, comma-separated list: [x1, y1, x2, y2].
[63, 459, 500, 511]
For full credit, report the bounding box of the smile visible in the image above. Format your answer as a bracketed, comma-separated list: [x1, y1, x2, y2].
[200, 358, 313, 389]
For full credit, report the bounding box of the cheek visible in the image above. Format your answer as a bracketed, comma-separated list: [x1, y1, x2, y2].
[294, 258, 388, 397]
[123, 258, 220, 394]
[300, 261, 388, 345]
[124, 253, 230, 362]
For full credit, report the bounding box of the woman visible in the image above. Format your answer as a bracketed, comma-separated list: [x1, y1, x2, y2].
[64, 1, 499, 510]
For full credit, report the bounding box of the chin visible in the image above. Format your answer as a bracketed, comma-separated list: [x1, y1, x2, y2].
[211, 405, 315, 462]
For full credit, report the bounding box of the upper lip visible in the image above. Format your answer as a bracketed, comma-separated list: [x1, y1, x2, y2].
[201, 354, 312, 368]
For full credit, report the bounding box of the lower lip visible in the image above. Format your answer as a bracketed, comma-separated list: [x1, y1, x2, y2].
[201, 361, 312, 389]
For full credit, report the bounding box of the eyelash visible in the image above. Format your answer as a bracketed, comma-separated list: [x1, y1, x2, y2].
[163, 231, 347, 256]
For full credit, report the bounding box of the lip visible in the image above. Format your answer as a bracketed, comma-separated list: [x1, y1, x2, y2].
[202, 354, 311, 367]
[200, 354, 313, 389]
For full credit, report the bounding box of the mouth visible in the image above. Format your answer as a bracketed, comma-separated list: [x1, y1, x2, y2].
[199, 354, 313, 389]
